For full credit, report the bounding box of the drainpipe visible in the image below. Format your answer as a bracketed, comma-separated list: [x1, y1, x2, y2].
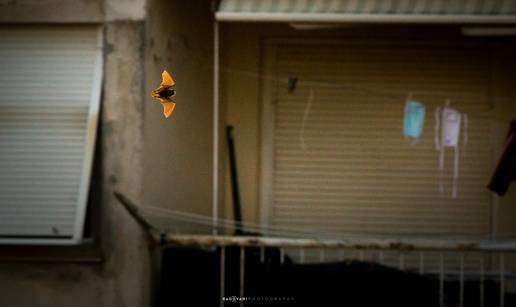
[213, 15, 220, 235]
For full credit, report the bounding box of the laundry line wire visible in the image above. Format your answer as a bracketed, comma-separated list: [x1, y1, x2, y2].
[180, 59, 516, 102]
[144, 205, 319, 239]
[142, 204, 498, 242]
[214, 65, 414, 101]
[169, 37, 516, 102]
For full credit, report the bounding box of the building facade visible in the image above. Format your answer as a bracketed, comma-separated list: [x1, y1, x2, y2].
[0, 1, 515, 306]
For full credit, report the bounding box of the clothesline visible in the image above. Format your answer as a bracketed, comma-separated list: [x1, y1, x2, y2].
[142, 205, 496, 242]
[114, 192, 516, 251]
[214, 65, 501, 102]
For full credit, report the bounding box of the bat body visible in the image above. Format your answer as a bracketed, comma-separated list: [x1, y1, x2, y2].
[151, 70, 176, 118]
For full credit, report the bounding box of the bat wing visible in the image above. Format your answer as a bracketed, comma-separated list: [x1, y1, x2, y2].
[159, 99, 176, 118]
[161, 70, 175, 87]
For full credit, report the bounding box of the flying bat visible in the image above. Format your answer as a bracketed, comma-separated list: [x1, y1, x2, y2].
[151, 70, 176, 118]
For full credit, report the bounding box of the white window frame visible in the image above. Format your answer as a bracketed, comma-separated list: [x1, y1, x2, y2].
[0, 26, 103, 245]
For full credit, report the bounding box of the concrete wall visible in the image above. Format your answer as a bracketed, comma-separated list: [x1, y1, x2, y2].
[0, 0, 146, 23]
[98, 20, 152, 307]
[143, 0, 214, 232]
[0, 0, 103, 23]
[221, 23, 516, 232]
[220, 23, 292, 225]
[0, 0, 216, 304]
[0, 1, 154, 307]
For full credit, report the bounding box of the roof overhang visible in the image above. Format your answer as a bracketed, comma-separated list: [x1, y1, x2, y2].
[215, 0, 516, 23]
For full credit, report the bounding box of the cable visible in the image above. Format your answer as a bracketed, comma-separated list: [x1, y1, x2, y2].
[142, 204, 499, 241]
[175, 48, 516, 101]
[144, 205, 318, 238]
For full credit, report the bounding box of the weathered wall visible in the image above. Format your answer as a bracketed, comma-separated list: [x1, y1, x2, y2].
[221, 23, 290, 225]
[221, 24, 516, 232]
[0, 1, 153, 307]
[0, 0, 103, 23]
[99, 20, 151, 307]
[143, 0, 214, 232]
[0, 0, 146, 23]
[105, 0, 146, 21]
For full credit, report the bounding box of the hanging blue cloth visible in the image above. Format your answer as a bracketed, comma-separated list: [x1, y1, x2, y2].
[403, 100, 426, 139]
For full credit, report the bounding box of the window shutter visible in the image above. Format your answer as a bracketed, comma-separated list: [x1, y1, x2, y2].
[0, 26, 102, 244]
[264, 39, 491, 240]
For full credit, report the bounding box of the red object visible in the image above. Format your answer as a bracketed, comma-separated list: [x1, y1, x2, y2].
[488, 120, 516, 196]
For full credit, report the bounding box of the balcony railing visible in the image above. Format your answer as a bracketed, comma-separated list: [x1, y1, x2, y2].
[115, 192, 516, 307]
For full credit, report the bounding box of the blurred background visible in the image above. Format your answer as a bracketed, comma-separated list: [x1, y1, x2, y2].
[0, 0, 515, 306]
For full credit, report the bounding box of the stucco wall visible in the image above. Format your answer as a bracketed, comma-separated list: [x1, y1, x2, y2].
[220, 23, 291, 226]
[0, 0, 146, 23]
[0, 21, 152, 307]
[0, 0, 215, 304]
[0, 0, 103, 23]
[0, 1, 154, 307]
[143, 0, 214, 233]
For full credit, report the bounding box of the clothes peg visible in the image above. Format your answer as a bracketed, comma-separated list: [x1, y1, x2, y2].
[287, 77, 298, 93]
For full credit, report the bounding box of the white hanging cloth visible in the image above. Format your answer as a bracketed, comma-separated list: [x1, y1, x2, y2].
[434, 104, 468, 198]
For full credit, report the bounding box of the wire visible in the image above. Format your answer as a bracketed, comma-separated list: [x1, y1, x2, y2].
[144, 205, 319, 238]
[142, 204, 498, 241]
[176, 51, 516, 102]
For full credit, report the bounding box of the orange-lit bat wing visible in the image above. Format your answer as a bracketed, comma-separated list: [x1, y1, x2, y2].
[159, 99, 176, 118]
[151, 69, 176, 118]
[161, 70, 175, 86]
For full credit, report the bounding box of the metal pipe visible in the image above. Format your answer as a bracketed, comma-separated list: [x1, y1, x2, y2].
[240, 247, 245, 307]
[439, 253, 444, 307]
[220, 247, 225, 307]
[500, 254, 505, 307]
[160, 234, 516, 252]
[460, 253, 464, 307]
[419, 252, 424, 275]
[480, 257, 484, 307]
[226, 126, 243, 235]
[212, 19, 220, 235]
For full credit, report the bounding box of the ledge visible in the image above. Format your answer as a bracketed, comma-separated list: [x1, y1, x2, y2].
[160, 234, 516, 253]
[0, 241, 103, 263]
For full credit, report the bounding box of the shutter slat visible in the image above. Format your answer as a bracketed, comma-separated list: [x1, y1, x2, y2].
[269, 39, 491, 239]
[0, 26, 101, 241]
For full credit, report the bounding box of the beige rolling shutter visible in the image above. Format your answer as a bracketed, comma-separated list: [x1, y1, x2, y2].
[265, 39, 492, 239]
[0, 26, 102, 244]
